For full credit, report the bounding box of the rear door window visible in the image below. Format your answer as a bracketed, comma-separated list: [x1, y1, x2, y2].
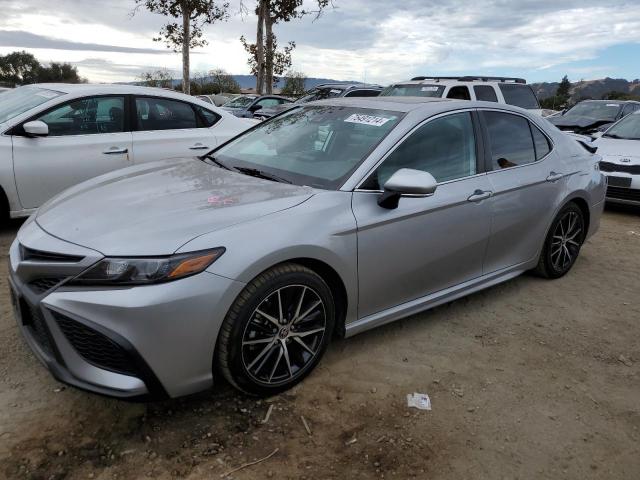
[135, 97, 198, 131]
[474, 85, 498, 102]
[446, 86, 471, 100]
[483, 111, 536, 169]
[498, 84, 540, 109]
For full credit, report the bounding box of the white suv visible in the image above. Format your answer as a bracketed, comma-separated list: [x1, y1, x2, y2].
[381, 76, 543, 115]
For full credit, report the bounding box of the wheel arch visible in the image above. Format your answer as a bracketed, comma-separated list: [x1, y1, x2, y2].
[0, 184, 9, 221]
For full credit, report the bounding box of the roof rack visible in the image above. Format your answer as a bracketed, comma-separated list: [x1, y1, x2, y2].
[410, 76, 526, 84]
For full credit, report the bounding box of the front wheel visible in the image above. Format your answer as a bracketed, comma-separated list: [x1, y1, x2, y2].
[534, 203, 586, 278]
[216, 263, 335, 396]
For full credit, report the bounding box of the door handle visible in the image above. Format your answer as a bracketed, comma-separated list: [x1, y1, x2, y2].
[189, 144, 209, 150]
[546, 171, 564, 182]
[467, 190, 492, 202]
[103, 147, 128, 155]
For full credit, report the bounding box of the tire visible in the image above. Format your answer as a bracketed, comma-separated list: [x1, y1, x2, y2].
[216, 263, 335, 396]
[534, 203, 586, 279]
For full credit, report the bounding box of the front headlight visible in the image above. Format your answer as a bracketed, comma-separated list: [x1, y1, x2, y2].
[68, 248, 225, 286]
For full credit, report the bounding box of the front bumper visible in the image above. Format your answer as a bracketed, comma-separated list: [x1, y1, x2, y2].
[9, 220, 245, 399]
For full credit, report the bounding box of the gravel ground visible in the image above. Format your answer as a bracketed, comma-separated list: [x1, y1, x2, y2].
[1, 206, 639, 480]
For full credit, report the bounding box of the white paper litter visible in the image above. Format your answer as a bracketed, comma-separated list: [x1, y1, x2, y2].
[407, 393, 432, 410]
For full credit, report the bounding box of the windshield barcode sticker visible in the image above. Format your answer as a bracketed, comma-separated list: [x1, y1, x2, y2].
[344, 114, 391, 127]
[421, 86, 439, 91]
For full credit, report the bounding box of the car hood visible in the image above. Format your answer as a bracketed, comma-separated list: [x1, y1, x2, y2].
[36, 158, 314, 256]
[593, 137, 640, 164]
[549, 115, 612, 132]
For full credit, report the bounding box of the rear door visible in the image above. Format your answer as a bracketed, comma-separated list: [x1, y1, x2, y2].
[352, 111, 493, 318]
[12, 95, 132, 209]
[480, 110, 564, 273]
[131, 96, 221, 164]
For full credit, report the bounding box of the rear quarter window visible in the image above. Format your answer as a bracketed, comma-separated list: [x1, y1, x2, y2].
[499, 84, 540, 109]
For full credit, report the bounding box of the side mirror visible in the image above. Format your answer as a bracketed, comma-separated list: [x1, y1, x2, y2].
[248, 104, 263, 113]
[591, 131, 604, 139]
[23, 120, 49, 137]
[378, 168, 438, 209]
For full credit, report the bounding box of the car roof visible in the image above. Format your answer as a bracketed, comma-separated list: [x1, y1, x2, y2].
[31, 83, 204, 102]
[314, 83, 382, 90]
[306, 96, 532, 115]
[578, 99, 639, 104]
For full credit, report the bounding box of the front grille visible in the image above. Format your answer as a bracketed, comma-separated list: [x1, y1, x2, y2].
[20, 245, 84, 263]
[29, 277, 66, 294]
[607, 186, 640, 202]
[53, 313, 137, 376]
[20, 299, 54, 356]
[600, 161, 640, 175]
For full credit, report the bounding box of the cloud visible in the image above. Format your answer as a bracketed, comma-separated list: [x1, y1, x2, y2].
[0, 0, 639, 83]
[0, 30, 168, 54]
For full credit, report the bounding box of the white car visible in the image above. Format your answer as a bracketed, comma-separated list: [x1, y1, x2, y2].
[381, 76, 544, 115]
[0, 84, 255, 220]
[593, 111, 640, 205]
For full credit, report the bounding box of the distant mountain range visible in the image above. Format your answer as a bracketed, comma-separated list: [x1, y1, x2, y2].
[531, 77, 640, 101]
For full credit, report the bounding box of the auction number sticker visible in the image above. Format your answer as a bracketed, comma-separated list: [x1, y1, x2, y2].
[344, 113, 392, 127]
[421, 86, 439, 92]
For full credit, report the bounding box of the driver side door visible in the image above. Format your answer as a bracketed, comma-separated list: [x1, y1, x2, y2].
[351, 111, 493, 319]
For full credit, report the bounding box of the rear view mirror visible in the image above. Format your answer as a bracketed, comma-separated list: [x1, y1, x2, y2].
[378, 168, 438, 209]
[248, 104, 263, 113]
[23, 120, 49, 137]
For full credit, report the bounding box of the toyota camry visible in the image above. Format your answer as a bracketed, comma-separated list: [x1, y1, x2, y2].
[9, 97, 605, 399]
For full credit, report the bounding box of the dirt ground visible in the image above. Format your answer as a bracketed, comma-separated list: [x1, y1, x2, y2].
[1, 206, 639, 480]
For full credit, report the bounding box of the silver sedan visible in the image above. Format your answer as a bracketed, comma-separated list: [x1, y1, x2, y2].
[9, 97, 605, 399]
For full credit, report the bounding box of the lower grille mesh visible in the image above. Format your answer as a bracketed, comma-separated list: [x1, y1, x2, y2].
[53, 313, 138, 376]
[29, 277, 66, 294]
[607, 186, 640, 202]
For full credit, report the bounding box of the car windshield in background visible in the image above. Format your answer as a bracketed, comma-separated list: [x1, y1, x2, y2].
[566, 102, 621, 121]
[498, 84, 540, 109]
[381, 84, 445, 98]
[604, 113, 640, 140]
[223, 96, 255, 108]
[215, 105, 402, 189]
[0, 86, 64, 123]
[296, 88, 345, 103]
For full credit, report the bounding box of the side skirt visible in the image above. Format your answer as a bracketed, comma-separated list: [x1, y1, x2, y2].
[345, 261, 533, 338]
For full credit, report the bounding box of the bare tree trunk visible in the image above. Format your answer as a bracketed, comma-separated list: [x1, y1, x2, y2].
[182, 2, 190, 95]
[255, 0, 265, 94]
[265, 11, 274, 94]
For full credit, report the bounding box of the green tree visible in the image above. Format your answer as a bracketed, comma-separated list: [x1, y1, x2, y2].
[556, 75, 571, 104]
[280, 70, 306, 96]
[209, 68, 241, 93]
[135, 0, 230, 95]
[37, 63, 85, 83]
[138, 68, 174, 88]
[0, 51, 40, 85]
[241, 0, 331, 94]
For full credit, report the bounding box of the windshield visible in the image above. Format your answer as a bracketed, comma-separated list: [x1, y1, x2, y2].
[296, 87, 345, 103]
[223, 96, 255, 108]
[215, 105, 402, 189]
[566, 102, 621, 121]
[604, 113, 640, 140]
[381, 84, 445, 98]
[0, 86, 65, 124]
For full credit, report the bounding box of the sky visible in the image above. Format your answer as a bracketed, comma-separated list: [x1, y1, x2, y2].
[0, 0, 639, 85]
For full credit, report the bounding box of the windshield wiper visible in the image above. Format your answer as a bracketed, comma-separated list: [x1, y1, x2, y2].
[201, 153, 232, 171]
[234, 167, 292, 184]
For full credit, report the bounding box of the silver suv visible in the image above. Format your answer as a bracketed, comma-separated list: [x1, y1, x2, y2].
[382, 76, 542, 115]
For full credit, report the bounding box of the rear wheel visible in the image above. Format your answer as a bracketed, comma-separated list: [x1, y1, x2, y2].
[216, 263, 334, 396]
[535, 203, 585, 278]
